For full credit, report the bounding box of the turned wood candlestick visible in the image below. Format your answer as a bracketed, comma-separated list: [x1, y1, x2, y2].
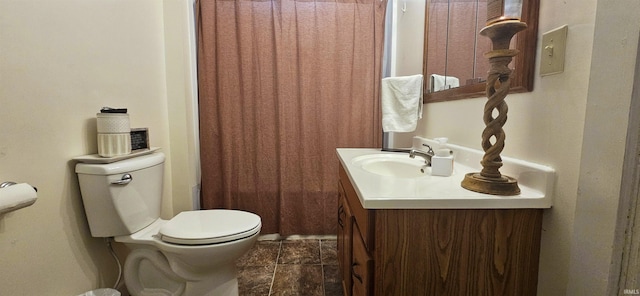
[461, 20, 526, 196]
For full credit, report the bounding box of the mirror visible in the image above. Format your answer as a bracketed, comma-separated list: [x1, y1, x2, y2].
[422, 0, 539, 103]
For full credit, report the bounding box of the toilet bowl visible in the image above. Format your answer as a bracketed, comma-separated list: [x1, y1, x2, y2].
[75, 152, 261, 296]
[117, 210, 260, 296]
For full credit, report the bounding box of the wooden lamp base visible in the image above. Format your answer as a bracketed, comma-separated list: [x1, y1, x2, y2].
[461, 172, 520, 196]
[460, 20, 526, 196]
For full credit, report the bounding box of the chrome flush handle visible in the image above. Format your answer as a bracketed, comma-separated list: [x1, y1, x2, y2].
[111, 173, 133, 185]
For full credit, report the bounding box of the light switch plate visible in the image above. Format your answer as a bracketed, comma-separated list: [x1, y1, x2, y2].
[540, 25, 568, 76]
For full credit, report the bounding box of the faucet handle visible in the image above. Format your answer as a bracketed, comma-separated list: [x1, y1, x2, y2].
[422, 143, 434, 154]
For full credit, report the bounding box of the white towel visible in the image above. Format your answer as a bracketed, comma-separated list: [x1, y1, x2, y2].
[429, 74, 459, 92]
[381, 74, 424, 133]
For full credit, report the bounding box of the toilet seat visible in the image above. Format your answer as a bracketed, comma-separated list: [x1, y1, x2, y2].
[159, 209, 261, 245]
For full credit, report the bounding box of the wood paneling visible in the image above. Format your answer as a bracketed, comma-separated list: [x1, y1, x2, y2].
[375, 209, 542, 296]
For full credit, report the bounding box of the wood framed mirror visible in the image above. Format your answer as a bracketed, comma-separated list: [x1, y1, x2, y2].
[422, 0, 539, 103]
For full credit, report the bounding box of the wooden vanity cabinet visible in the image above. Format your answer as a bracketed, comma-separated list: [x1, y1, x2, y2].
[337, 181, 353, 295]
[337, 165, 544, 296]
[351, 225, 373, 295]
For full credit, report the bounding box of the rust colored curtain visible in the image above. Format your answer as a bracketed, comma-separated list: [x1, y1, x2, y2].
[196, 0, 386, 235]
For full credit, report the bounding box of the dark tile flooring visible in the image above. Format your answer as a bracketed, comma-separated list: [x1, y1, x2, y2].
[236, 237, 343, 296]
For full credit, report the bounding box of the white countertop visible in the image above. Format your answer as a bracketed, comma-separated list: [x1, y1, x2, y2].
[337, 141, 555, 209]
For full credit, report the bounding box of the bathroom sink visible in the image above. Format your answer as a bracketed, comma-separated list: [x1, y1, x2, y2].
[337, 146, 556, 209]
[351, 153, 428, 178]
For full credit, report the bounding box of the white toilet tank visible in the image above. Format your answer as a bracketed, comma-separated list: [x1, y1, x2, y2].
[75, 152, 165, 238]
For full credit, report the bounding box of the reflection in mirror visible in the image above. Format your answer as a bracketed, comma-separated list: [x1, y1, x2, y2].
[381, 0, 427, 150]
[425, 0, 490, 92]
[423, 0, 539, 103]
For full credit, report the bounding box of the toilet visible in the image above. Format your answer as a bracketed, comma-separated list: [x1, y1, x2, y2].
[75, 152, 261, 296]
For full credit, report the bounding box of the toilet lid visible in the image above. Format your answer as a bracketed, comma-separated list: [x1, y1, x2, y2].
[159, 210, 261, 245]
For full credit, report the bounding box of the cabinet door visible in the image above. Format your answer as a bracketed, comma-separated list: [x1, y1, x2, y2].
[339, 166, 374, 251]
[337, 181, 353, 296]
[352, 225, 373, 296]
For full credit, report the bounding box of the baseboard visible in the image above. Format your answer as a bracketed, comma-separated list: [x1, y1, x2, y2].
[257, 233, 337, 241]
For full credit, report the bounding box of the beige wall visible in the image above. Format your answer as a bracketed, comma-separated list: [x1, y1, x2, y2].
[0, 0, 195, 294]
[417, 0, 640, 294]
[568, 0, 640, 294]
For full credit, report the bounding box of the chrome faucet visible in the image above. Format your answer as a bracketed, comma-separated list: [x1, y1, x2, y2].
[409, 144, 435, 166]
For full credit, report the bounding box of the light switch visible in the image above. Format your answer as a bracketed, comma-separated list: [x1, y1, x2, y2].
[540, 25, 568, 76]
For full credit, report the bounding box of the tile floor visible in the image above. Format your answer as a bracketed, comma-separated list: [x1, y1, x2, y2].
[236, 237, 343, 296]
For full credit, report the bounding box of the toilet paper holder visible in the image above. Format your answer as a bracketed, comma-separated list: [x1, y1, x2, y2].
[0, 181, 39, 214]
[1, 181, 37, 192]
[0, 181, 17, 188]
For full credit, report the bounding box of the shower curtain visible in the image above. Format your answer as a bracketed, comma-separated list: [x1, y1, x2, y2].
[196, 0, 387, 235]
